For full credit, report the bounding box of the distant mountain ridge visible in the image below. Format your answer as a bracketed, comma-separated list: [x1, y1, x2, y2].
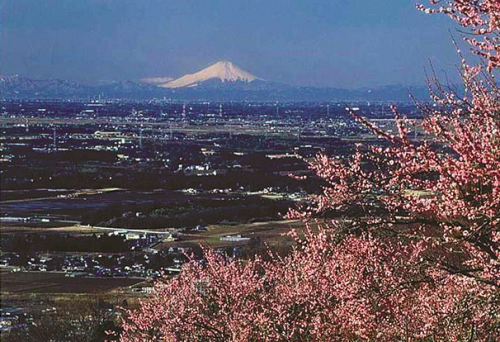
[1, 74, 84, 96]
[1, 70, 432, 102]
[1, 75, 167, 99]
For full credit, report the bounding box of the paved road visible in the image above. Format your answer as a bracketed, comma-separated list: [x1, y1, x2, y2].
[90, 225, 175, 235]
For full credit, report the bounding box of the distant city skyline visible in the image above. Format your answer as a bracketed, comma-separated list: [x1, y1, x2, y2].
[2, 0, 465, 88]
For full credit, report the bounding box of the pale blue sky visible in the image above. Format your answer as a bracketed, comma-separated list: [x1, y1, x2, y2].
[1, 0, 463, 87]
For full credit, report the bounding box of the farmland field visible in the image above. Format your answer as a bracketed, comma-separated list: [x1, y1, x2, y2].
[0, 271, 143, 294]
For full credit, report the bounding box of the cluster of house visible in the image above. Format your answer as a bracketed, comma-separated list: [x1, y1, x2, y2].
[0, 307, 30, 332]
[1, 246, 192, 279]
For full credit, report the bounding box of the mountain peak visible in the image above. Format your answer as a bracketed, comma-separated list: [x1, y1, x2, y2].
[213, 60, 233, 66]
[160, 61, 258, 89]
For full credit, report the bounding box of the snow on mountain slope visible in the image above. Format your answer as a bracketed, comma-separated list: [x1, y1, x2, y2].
[140, 76, 174, 85]
[160, 61, 259, 89]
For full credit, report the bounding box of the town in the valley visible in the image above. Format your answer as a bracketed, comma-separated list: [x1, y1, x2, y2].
[0, 97, 424, 332]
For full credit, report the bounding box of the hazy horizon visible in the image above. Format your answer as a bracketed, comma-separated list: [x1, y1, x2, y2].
[2, 0, 465, 88]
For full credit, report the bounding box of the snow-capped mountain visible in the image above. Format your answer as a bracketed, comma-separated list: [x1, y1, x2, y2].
[139, 76, 174, 85]
[161, 61, 259, 89]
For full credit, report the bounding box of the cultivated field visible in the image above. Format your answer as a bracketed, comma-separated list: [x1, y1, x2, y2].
[0, 271, 143, 294]
[156, 219, 304, 250]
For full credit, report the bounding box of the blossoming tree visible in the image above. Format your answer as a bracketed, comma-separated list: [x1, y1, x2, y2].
[119, 1, 500, 340]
